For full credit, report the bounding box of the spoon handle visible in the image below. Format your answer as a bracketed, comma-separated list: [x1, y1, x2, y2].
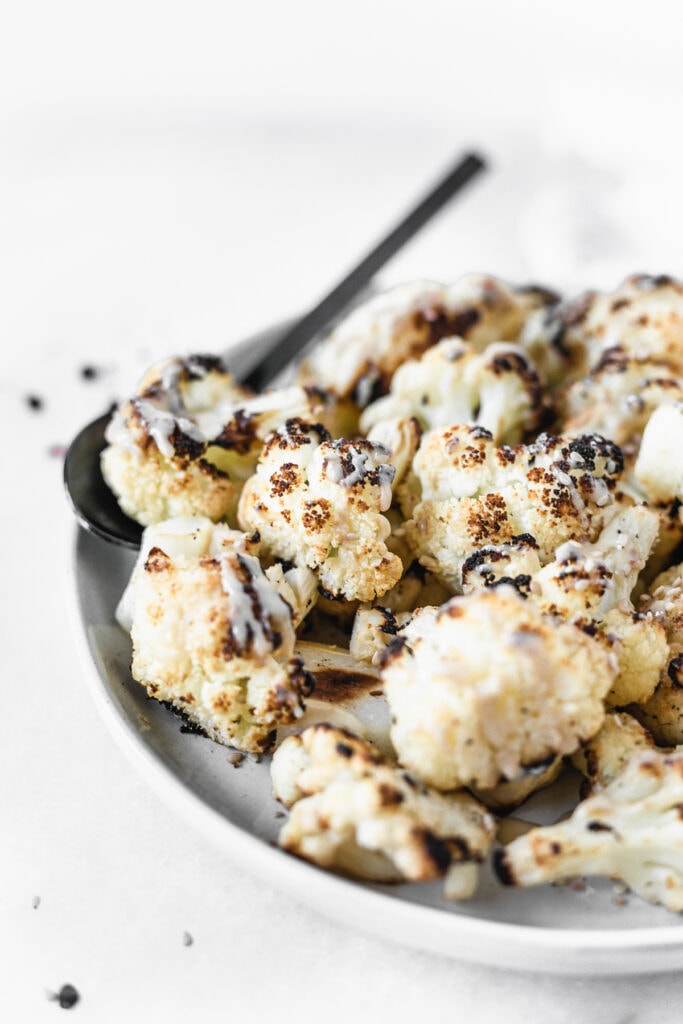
[242, 151, 487, 391]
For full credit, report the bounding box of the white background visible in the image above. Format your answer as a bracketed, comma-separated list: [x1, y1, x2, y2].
[4, 1, 683, 1020]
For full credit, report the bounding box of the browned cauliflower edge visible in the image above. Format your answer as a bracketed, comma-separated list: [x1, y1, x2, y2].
[119, 516, 316, 753]
[238, 418, 402, 602]
[496, 748, 683, 912]
[271, 723, 495, 899]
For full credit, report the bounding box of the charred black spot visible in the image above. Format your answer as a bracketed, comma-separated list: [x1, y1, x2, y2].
[448, 835, 473, 861]
[668, 655, 683, 689]
[462, 548, 501, 575]
[213, 408, 258, 454]
[336, 741, 354, 758]
[492, 574, 532, 597]
[171, 426, 205, 461]
[468, 424, 494, 441]
[421, 830, 452, 872]
[276, 418, 331, 449]
[158, 700, 208, 737]
[493, 847, 515, 886]
[378, 608, 399, 635]
[586, 821, 613, 832]
[274, 557, 297, 574]
[378, 635, 407, 668]
[566, 434, 624, 476]
[511, 533, 538, 548]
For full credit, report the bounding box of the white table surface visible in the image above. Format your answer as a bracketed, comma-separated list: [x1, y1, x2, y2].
[4, 2, 683, 1019]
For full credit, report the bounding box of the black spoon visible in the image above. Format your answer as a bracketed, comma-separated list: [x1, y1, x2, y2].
[64, 152, 487, 549]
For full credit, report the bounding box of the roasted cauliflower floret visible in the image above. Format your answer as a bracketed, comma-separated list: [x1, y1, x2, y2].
[521, 273, 683, 387]
[297, 276, 556, 406]
[533, 503, 659, 619]
[496, 748, 683, 912]
[528, 507, 666, 708]
[631, 562, 683, 745]
[403, 425, 623, 591]
[559, 350, 683, 458]
[571, 712, 658, 794]
[601, 608, 670, 708]
[458, 506, 668, 707]
[644, 562, 683, 646]
[365, 416, 422, 489]
[121, 516, 316, 753]
[101, 354, 325, 526]
[271, 724, 496, 899]
[381, 587, 616, 791]
[460, 535, 542, 597]
[238, 418, 402, 602]
[359, 337, 544, 445]
[349, 606, 413, 666]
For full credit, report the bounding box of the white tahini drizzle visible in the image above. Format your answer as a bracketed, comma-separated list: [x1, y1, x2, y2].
[134, 398, 205, 458]
[219, 551, 295, 659]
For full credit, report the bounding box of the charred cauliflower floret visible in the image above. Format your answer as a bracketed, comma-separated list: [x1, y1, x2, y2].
[631, 563, 683, 745]
[460, 535, 542, 597]
[559, 350, 683, 458]
[297, 276, 556, 406]
[365, 416, 422, 490]
[461, 506, 668, 707]
[496, 748, 683, 912]
[238, 418, 402, 602]
[359, 337, 544, 445]
[349, 606, 413, 666]
[381, 587, 616, 791]
[271, 723, 496, 899]
[403, 425, 623, 591]
[533, 504, 658, 618]
[571, 711, 658, 794]
[120, 516, 317, 753]
[521, 273, 683, 387]
[101, 354, 326, 526]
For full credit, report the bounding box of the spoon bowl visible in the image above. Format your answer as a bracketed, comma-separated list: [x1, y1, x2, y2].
[64, 411, 144, 549]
